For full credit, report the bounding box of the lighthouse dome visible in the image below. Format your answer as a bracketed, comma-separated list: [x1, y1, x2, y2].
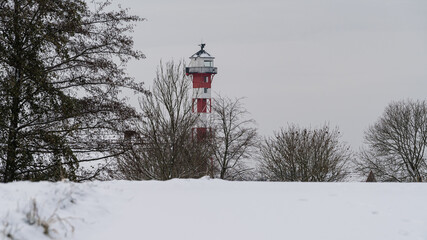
[190, 43, 215, 59]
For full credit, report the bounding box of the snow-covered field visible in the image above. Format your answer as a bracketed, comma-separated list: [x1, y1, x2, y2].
[1, 179, 427, 240]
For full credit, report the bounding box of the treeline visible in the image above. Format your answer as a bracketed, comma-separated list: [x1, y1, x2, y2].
[111, 60, 427, 182]
[259, 99, 427, 182]
[1, 0, 426, 183]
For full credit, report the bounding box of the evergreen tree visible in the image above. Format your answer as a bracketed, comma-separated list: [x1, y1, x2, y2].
[0, 0, 145, 182]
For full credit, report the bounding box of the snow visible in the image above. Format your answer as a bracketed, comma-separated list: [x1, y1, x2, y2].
[1, 179, 427, 240]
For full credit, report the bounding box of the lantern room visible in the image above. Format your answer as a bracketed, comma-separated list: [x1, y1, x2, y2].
[186, 44, 217, 75]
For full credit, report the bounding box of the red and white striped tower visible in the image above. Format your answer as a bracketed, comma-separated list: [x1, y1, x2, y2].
[186, 43, 217, 140]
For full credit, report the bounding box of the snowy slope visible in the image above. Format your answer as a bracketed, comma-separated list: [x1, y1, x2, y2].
[1, 179, 427, 240]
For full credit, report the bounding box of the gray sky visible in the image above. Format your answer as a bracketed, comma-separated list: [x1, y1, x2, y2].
[115, 0, 427, 150]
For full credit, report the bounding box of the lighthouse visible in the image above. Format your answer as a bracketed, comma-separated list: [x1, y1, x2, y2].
[186, 44, 217, 140]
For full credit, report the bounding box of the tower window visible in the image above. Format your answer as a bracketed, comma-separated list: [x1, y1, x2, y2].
[204, 60, 213, 67]
[204, 76, 209, 83]
[204, 88, 208, 93]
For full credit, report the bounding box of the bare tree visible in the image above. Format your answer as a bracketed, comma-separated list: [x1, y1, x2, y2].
[211, 95, 257, 180]
[259, 125, 351, 182]
[113, 61, 213, 180]
[356, 99, 427, 182]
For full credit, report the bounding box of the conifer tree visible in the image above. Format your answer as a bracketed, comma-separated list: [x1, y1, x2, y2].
[0, 0, 145, 181]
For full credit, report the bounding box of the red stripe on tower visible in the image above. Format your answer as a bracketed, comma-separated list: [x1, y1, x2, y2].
[186, 43, 217, 140]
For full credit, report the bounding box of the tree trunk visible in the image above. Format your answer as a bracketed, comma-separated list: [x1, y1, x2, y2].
[4, 69, 21, 182]
[4, 2, 22, 182]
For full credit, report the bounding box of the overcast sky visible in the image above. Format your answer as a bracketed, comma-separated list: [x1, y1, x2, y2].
[114, 0, 427, 150]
